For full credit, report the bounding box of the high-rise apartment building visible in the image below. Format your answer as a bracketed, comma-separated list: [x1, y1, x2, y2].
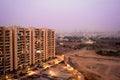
[30, 28, 55, 64]
[0, 26, 55, 75]
[0, 27, 13, 75]
[30, 28, 42, 64]
[45, 28, 55, 60]
[12, 26, 31, 70]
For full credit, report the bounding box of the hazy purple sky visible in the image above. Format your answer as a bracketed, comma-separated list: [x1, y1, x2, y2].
[0, 0, 120, 32]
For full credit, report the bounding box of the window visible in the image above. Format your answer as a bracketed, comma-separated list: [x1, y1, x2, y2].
[0, 57, 3, 62]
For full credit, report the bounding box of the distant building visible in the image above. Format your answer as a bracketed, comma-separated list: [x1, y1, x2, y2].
[0, 27, 13, 75]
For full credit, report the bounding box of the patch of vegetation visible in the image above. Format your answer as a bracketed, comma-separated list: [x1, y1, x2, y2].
[96, 50, 120, 57]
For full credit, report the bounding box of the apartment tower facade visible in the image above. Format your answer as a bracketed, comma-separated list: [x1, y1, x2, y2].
[0, 27, 13, 75]
[30, 28, 55, 64]
[12, 26, 31, 70]
[45, 28, 55, 60]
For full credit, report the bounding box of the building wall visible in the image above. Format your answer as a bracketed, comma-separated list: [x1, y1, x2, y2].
[41, 28, 55, 60]
[0, 27, 13, 74]
[30, 28, 39, 64]
[30, 28, 46, 64]
[24, 28, 31, 65]
[48, 29, 55, 59]
[40, 29, 46, 61]
[12, 26, 31, 70]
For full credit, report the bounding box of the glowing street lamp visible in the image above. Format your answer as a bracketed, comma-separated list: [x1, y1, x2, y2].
[5, 75, 9, 79]
[67, 64, 70, 67]
[77, 75, 83, 80]
[49, 70, 56, 76]
[43, 63, 50, 69]
[67, 64, 74, 71]
[72, 70, 77, 76]
[28, 71, 36, 76]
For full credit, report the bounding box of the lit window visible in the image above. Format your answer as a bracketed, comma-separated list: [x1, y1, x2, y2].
[0, 57, 3, 62]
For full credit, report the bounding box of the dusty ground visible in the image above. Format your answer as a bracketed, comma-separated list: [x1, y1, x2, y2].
[65, 50, 120, 80]
[25, 64, 75, 80]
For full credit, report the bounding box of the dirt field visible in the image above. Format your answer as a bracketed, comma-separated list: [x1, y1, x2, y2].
[65, 50, 120, 80]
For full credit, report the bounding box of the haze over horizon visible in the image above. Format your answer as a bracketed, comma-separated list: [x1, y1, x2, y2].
[0, 0, 120, 32]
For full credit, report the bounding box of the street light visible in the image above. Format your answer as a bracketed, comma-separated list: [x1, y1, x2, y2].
[42, 63, 49, 69]
[5, 75, 9, 79]
[77, 76, 83, 80]
[49, 70, 56, 77]
[67, 64, 70, 67]
[28, 71, 36, 76]
[67, 64, 74, 71]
